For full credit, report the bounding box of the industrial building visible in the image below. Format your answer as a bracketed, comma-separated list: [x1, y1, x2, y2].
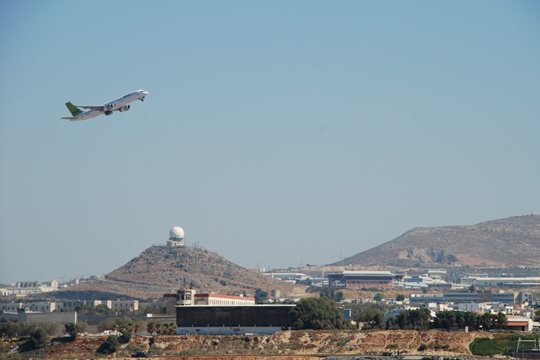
[175, 289, 294, 334]
[328, 271, 404, 289]
[176, 304, 294, 335]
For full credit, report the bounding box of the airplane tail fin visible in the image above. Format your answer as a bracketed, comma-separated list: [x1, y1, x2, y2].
[65, 102, 83, 117]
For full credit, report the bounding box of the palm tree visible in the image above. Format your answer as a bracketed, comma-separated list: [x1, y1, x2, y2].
[146, 321, 155, 335]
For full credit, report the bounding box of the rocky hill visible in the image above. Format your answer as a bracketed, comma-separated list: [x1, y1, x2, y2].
[55, 245, 299, 299]
[332, 215, 540, 267]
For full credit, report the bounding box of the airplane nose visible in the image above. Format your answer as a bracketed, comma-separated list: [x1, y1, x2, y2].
[142, 91, 149, 96]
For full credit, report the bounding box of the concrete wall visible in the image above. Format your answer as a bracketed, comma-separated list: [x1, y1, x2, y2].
[176, 326, 282, 335]
[0, 311, 77, 324]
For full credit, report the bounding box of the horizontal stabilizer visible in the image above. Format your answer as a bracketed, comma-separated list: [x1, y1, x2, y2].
[74, 104, 104, 110]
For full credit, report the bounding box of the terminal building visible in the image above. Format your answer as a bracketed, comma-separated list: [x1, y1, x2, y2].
[175, 289, 294, 335]
[328, 271, 404, 289]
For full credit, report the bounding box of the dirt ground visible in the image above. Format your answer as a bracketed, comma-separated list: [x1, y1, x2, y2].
[12, 329, 481, 359]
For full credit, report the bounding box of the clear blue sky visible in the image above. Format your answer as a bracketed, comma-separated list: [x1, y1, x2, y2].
[1, 1, 539, 283]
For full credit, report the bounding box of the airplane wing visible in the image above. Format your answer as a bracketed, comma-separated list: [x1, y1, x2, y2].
[74, 104, 104, 110]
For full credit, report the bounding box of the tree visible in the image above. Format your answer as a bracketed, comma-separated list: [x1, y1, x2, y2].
[255, 289, 268, 303]
[24, 328, 48, 350]
[395, 294, 405, 301]
[64, 323, 79, 340]
[97, 319, 116, 333]
[94, 304, 112, 314]
[290, 297, 349, 330]
[132, 319, 144, 336]
[534, 309, 540, 322]
[154, 323, 162, 335]
[96, 335, 119, 355]
[392, 308, 431, 330]
[115, 317, 133, 344]
[0, 321, 60, 339]
[496, 312, 507, 328]
[372, 312, 384, 329]
[165, 323, 176, 335]
[352, 303, 386, 329]
[147, 321, 156, 335]
[373, 293, 383, 301]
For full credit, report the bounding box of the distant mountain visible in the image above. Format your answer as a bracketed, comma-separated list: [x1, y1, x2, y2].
[55, 245, 298, 299]
[332, 215, 540, 268]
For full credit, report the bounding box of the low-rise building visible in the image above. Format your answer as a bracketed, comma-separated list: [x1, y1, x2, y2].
[410, 291, 516, 305]
[462, 276, 540, 287]
[93, 299, 139, 311]
[328, 271, 404, 290]
[263, 272, 309, 283]
[504, 315, 534, 332]
[178, 289, 255, 306]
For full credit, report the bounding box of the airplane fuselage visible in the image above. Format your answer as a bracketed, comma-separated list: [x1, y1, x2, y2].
[63, 89, 149, 121]
[75, 108, 103, 121]
[103, 90, 148, 114]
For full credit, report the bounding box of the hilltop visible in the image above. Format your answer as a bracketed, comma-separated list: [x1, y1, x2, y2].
[332, 215, 540, 268]
[54, 245, 299, 299]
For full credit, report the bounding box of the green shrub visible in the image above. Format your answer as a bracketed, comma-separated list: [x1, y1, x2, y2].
[23, 328, 48, 351]
[96, 335, 120, 355]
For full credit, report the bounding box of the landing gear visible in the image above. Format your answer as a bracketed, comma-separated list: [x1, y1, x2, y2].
[140, 98, 145, 102]
[105, 110, 113, 115]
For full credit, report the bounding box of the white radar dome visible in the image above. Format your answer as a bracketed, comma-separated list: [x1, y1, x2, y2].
[169, 226, 185, 240]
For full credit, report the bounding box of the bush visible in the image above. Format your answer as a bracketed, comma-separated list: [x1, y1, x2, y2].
[23, 328, 48, 351]
[118, 332, 131, 344]
[97, 335, 120, 355]
[97, 319, 116, 333]
[418, 343, 427, 351]
[64, 322, 86, 340]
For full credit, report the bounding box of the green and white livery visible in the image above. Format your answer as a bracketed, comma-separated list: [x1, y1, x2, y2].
[62, 89, 149, 121]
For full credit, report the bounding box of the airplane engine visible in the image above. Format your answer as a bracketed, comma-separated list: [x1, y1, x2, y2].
[119, 105, 131, 112]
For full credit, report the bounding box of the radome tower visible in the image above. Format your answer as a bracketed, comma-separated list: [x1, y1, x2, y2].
[167, 226, 185, 247]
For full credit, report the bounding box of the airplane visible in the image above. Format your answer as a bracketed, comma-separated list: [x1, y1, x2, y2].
[62, 89, 149, 121]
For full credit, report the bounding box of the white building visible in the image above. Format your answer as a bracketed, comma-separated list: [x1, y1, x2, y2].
[178, 289, 255, 306]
